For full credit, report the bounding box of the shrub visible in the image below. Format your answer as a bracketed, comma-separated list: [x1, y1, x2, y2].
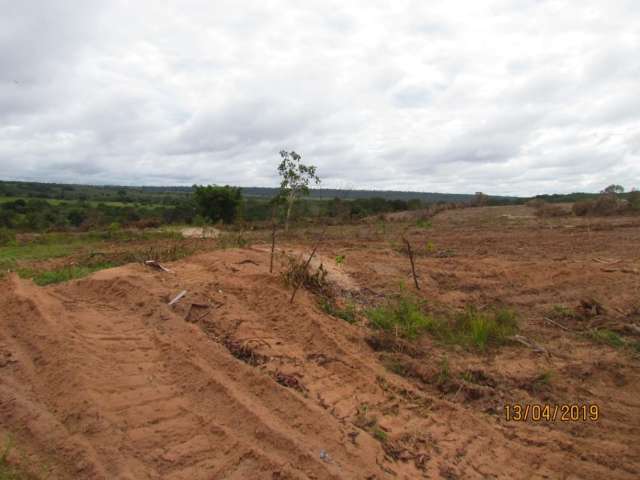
[193, 184, 243, 224]
[281, 256, 329, 295]
[572, 200, 592, 216]
[573, 194, 623, 216]
[629, 190, 640, 212]
[592, 194, 620, 215]
[533, 203, 567, 217]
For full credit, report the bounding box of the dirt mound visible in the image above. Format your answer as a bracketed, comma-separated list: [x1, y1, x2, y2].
[1, 242, 639, 479]
[181, 227, 220, 239]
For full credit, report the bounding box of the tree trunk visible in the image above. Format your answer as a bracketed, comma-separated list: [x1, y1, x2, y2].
[284, 194, 295, 232]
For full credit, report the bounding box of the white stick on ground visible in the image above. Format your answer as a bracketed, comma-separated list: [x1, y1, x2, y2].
[168, 290, 187, 306]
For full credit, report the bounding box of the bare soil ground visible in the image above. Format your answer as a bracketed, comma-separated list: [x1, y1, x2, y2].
[1, 205, 639, 479]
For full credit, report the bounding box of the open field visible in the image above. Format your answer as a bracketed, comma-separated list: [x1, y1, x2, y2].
[0, 205, 639, 479]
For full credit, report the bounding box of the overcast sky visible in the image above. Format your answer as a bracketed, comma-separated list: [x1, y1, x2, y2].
[1, 1, 639, 195]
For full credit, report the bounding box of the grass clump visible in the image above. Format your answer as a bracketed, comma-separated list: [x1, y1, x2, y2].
[447, 307, 518, 350]
[320, 298, 356, 323]
[372, 428, 388, 442]
[367, 291, 518, 349]
[415, 219, 432, 229]
[367, 291, 432, 340]
[587, 329, 625, 348]
[531, 371, 553, 391]
[548, 304, 577, 320]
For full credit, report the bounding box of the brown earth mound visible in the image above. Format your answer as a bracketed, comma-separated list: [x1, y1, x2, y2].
[1, 233, 639, 478]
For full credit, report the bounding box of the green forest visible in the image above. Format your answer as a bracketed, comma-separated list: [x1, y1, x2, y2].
[0, 180, 522, 234]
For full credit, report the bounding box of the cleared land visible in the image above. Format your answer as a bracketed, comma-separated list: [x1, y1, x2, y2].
[0, 205, 639, 479]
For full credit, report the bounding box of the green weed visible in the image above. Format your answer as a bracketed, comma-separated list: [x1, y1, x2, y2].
[320, 298, 356, 323]
[587, 329, 625, 348]
[532, 371, 553, 391]
[446, 307, 518, 350]
[367, 291, 518, 349]
[373, 428, 388, 442]
[424, 306, 517, 350]
[367, 291, 433, 340]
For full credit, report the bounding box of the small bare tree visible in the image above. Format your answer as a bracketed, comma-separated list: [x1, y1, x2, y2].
[277, 150, 320, 231]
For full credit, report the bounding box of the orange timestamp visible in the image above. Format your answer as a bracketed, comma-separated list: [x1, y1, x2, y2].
[504, 403, 600, 422]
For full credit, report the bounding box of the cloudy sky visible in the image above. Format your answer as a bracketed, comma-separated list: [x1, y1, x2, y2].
[1, 1, 639, 195]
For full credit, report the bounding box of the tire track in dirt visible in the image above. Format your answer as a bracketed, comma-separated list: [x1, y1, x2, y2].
[0, 270, 385, 479]
[1, 244, 639, 479]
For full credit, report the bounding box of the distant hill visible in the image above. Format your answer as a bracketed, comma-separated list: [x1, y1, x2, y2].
[0, 180, 521, 204]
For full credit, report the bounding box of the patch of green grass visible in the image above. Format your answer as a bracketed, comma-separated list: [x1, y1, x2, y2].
[415, 219, 432, 229]
[367, 291, 433, 340]
[335, 254, 345, 265]
[367, 292, 518, 349]
[0, 242, 77, 263]
[320, 298, 357, 323]
[441, 307, 518, 351]
[372, 428, 388, 442]
[587, 329, 625, 348]
[428, 307, 515, 349]
[532, 371, 553, 391]
[18, 262, 116, 286]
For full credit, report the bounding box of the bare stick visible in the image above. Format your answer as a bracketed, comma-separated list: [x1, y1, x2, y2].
[510, 335, 549, 355]
[145, 259, 173, 273]
[402, 235, 420, 290]
[168, 290, 187, 306]
[289, 225, 328, 304]
[270, 219, 277, 274]
[543, 316, 571, 331]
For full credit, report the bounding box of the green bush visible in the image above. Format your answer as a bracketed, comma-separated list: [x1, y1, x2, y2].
[193, 185, 243, 224]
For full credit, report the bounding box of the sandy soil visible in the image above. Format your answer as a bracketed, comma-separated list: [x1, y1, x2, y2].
[1, 206, 639, 479]
[181, 227, 220, 239]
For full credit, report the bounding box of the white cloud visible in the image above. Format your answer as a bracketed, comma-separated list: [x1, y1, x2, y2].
[0, 0, 638, 195]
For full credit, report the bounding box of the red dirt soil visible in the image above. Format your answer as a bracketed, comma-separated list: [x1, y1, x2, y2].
[1, 206, 639, 479]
